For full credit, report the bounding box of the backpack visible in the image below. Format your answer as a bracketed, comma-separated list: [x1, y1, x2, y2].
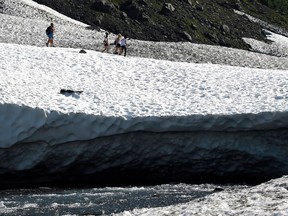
[46, 26, 51, 35]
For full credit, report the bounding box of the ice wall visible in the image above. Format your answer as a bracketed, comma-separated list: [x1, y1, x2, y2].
[2, 103, 288, 148]
[1, 104, 288, 186]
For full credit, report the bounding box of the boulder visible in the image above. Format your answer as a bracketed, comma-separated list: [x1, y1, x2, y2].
[85, 25, 101, 31]
[79, 49, 87, 53]
[204, 32, 219, 43]
[182, 31, 193, 41]
[139, 0, 148, 6]
[91, 0, 115, 13]
[218, 0, 242, 10]
[221, 24, 230, 34]
[121, 11, 128, 19]
[195, 3, 204, 11]
[121, 2, 144, 21]
[141, 13, 150, 22]
[161, 3, 175, 16]
[191, 23, 198, 30]
[186, 0, 193, 6]
[219, 37, 231, 47]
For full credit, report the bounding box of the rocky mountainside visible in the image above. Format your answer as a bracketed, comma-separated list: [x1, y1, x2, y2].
[32, 0, 288, 50]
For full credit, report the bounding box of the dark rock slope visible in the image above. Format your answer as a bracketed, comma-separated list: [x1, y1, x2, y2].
[32, 0, 288, 50]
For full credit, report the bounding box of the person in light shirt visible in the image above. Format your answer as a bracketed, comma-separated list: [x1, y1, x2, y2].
[113, 33, 122, 54]
[102, 32, 109, 52]
[119, 35, 127, 57]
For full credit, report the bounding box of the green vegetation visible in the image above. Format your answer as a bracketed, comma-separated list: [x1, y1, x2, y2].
[241, 0, 288, 30]
[32, 0, 288, 50]
[259, 0, 288, 15]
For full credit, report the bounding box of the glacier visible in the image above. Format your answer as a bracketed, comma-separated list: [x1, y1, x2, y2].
[1, 0, 288, 187]
[0, 42, 288, 187]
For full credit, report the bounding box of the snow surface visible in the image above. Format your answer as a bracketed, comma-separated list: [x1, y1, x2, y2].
[1, 41, 288, 148]
[2, 40, 288, 147]
[1, 1, 288, 215]
[1, 0, 288, 148]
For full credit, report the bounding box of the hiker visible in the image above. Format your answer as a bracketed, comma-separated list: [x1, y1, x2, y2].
[113, 33, 122, 54]
[46, 23, 55, 47]
[102, 32, 109, 52]
[119, 35, 127, 56]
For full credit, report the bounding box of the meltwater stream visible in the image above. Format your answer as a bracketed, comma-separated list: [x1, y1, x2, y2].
[0, 183, 246, 215]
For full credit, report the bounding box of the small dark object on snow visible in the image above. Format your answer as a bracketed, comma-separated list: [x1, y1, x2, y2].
[79, 49, 87, 53]
[60, 89, 83, 94]
[213, 187, 224, 192]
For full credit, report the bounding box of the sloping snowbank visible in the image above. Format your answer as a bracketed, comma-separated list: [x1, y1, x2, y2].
[1, 0, 89, 27]
[1, 42, 288, 147]
[244, 30, 288, 57]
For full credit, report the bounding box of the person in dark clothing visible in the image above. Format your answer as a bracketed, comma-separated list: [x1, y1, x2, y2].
[46, 23, 55, 47]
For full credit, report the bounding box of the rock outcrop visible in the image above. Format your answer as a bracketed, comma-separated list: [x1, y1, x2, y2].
[31, 0, 288, 50]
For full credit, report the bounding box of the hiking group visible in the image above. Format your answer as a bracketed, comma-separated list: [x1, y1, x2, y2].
[45, 23, 127, 56]
[102, 32, 127, 57]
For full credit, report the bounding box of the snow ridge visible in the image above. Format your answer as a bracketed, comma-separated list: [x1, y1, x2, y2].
[2, 0, 89, 27]
[1, 42, 288, 148]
